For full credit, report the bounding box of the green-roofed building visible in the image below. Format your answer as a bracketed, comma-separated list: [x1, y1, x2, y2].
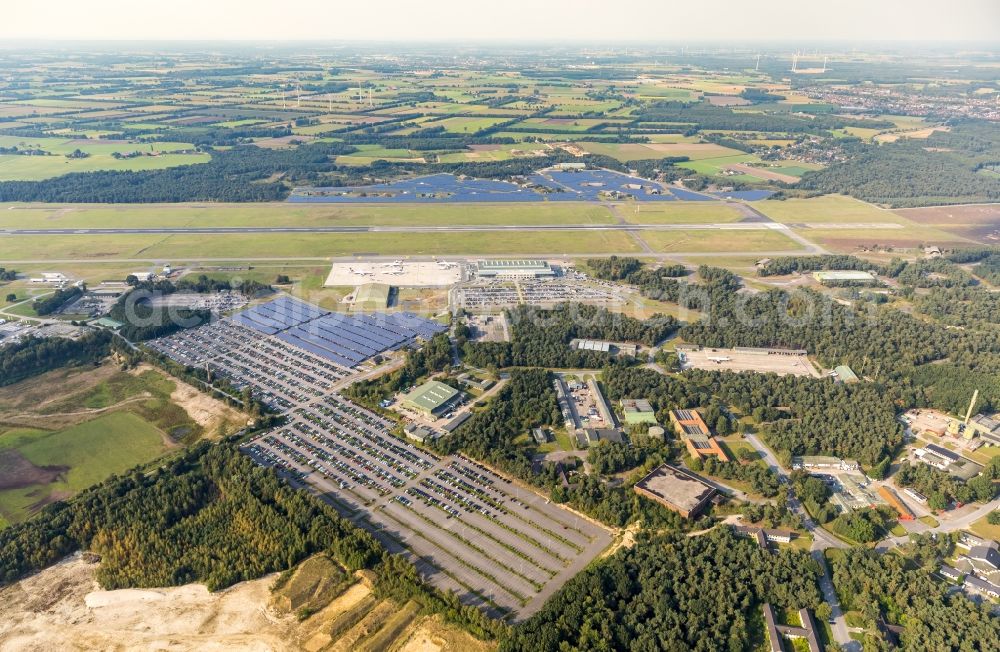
[354, 283, 391, 310]
[834, 365, 859, 383]
[92, 317, 124, 329]
[402, 380, 462, 417]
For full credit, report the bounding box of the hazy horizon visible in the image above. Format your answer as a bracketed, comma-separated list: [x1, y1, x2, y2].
[3, 0, 998, 43]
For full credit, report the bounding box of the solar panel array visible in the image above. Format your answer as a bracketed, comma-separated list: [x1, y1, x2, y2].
[231, 296, 446, 369]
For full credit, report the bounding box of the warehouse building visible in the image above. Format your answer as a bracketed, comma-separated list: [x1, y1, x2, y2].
[401, 380, 462, 417]
[475, 259, 557, 279]
[812, 270, 877, 285]
[353, 283, 392, 310]
[634, 463, 717, 518]
[621, 399, 658, 425]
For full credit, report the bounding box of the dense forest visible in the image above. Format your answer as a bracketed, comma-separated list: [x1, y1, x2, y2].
[501, 528, 823, 652]
[601, 365, 903, 466]
[830, 542, 1000, 650]
[0, 331, 111, 387]
[0, 440, 503, 639]
[463, 304, 675, 370]
[0, 142, 355, 203]
[796, 121, 1000, 207]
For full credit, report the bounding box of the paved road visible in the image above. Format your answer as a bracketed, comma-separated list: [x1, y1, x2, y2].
[812, 550, 860, 651]
[743, 433, 849, 551]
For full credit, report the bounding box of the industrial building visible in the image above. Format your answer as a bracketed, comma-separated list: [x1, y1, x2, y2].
[812, 270, 877, 285]
[353, 283, 392, 310]
[969, 413, 1000, 446]
[620, 399, 658, 425]
[581, 428, 624, 446]
[669, 409, 729, 462]
[574, 339, 638, 357]
[634, 463, 717, 518]
[475, 259, 557, 279]
[792, 456, 859, 472]
[587, 379, 617, 428]
[401, 380, 462, 417]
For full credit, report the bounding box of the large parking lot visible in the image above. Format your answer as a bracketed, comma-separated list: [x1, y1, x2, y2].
[148, 319, 348, 410]
[458, 279, 625, 310]
[244, 393, 611, 620]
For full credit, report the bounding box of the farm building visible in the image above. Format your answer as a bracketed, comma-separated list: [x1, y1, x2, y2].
[353, 283, 392, 310]
[812, 270, 877, 285]
[669, 409, 729, 462]
[475, 259, 556, 279]
[621, 399, 658, 425]
[633, 463, 717, 519]
[401, 380, 462, 417]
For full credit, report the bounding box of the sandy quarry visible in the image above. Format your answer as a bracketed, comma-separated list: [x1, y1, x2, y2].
[0, 554, 299, 652]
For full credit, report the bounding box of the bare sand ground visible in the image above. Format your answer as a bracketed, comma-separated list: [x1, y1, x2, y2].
[0, 554, 299, 652]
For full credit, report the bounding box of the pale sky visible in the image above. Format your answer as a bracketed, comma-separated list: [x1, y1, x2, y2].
[1, 0, 998, 43]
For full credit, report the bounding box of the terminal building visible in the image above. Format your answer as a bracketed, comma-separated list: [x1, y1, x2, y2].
[475, 259, 557, 279]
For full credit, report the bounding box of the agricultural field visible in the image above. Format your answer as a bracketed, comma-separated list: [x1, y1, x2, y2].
[0, 135, 209, 180]
[0, 365, 244, 528]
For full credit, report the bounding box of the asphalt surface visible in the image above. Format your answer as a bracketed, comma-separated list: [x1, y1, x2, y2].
[0, 222, 899, 236]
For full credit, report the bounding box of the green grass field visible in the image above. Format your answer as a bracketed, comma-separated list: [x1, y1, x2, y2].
[623, 202, 744, 224]
[755, 195, 903, 224]
[580, 141, 744, 162]
[0, 412, 167, 526]
[637, 228, 801, 253]
[0, 229, 644, 260]
[0, 202, 616, 229]
[0, 135, 209, 180]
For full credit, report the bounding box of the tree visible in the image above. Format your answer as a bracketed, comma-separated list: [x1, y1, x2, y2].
[5, 293, 15, 303]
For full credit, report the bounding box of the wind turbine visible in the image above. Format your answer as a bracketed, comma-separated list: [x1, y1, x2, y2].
[792, 53, 799, 73]
[755, 54, 761, 72]
[822, 56, 828, 73]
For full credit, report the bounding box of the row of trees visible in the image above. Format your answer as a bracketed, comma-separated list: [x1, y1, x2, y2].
[32, 285, 83, 315]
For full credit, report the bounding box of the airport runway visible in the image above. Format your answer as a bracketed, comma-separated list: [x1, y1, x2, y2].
[0, 222, 904, 236]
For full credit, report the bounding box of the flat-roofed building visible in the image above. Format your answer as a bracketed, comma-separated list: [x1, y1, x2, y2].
[401, 380, 462, 417]
[969, 413, 1000, 446]
[812, 270, 877, 285]
[634, 463, 717, 518]
[621, 399, 658, 425]
[669, 409, 729, 462]
[475, 259, 556, 279]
